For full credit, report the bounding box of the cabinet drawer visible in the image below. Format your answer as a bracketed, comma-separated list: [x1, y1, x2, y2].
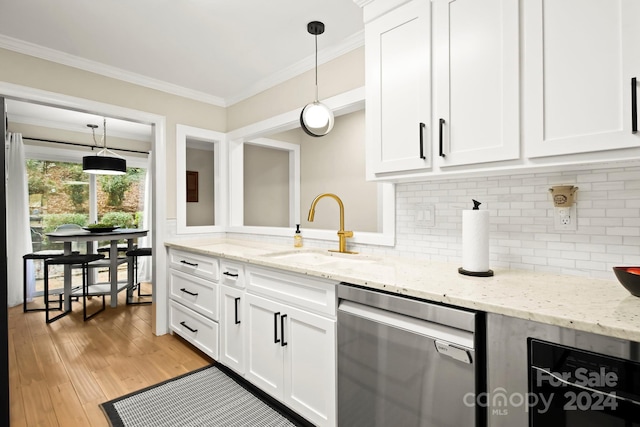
[169, 269, 219, 321]
[168, 248, 219, 281]
[246, 266, 336, 317]
[169, 300, 219, 360]
[220, 260, 245, 289]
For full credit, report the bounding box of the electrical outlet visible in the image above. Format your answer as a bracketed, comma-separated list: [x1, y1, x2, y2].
[554, 205, 577, 231]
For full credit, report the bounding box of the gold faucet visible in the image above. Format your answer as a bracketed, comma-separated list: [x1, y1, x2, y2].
[307, 193, 357, 254]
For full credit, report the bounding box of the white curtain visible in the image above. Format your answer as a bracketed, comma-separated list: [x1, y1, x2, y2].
[138, 151, 152, 282]
[5, 133, 33, 307]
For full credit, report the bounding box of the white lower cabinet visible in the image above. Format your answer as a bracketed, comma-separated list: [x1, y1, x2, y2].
[167, 248, 337, 426]
[169, 299, 219, 359]
[219, 259, 245, 374]
[245, 293, 336, 427]
[167, 248, 220, 360]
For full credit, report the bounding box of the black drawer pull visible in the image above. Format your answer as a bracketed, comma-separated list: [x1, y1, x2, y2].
[419, 122, 426, 159]
[274, 312, 280, 344]
[234, 297, 241, 324]
[223, 271, 239, 278]
[632, 77, 637, 134]
[439, 118, 446, 158]
[281, 314, 288, 347]
[180, 288, 198, 297]
[180, 321, 198, 333]
[180, 260, 198, 267]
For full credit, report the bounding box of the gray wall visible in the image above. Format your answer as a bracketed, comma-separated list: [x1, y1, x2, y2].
[186, 147, 215, 226]
[244, 144, 290, 227]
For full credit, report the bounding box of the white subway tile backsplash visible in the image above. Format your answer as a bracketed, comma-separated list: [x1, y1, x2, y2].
[608, 171, 640, 181]
[577, 173, 608, 183]
[624, 236, 640, 246]
[393, 165, 640, 281]
[548, 257, 576, 268]
[591, 218, 624, 227]
[607, 227, 640, 236]
[548, 242, 576, 251]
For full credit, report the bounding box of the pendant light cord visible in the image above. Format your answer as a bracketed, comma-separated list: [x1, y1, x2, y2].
[314, 33, 319, 102]
[89, 118, 106, 149]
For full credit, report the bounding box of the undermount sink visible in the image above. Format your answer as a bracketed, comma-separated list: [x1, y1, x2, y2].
[263, 249, 378, 267]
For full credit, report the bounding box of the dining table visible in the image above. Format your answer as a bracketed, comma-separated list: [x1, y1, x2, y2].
[46, 228, 148, 309]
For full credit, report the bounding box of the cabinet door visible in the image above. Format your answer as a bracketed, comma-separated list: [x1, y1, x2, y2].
[366, 0, 431, 177]
[169, 269, 218, 320]
[523, 0, 640, 157]
[283, 305, 336, 427]
[433, 0, 520, 166]
[219, 285, 244, 375]
[244, 293, 284, 399]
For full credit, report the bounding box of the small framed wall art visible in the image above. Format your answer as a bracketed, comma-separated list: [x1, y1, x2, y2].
[186, 170, 198, 202]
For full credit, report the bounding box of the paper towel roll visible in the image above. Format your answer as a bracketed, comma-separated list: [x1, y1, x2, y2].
[462, 210, 490, 273]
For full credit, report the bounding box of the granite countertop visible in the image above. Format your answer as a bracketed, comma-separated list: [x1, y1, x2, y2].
[165, 238, 640, 342]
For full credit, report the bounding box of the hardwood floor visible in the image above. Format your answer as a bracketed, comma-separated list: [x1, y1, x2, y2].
[8, 284, 213, 426]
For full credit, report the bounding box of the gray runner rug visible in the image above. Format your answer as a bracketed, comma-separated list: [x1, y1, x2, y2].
[100, 364, 313, 427]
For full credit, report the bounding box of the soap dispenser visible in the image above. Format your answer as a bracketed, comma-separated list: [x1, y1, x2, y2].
[294, 224, 303, 248]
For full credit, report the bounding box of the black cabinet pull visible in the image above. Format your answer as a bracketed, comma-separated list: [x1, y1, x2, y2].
[419, 122, 426, 159]
[180, 321, 198, 333]
[439, 118, 446, 158]
[274, 312, 280, 344]
[280, 314, 288, 347]
[180, 260, 198, 267]
[223, 271, 239, 278]
[234, 297, 241, 324]
[180, 288, 198, 297]
[632, 77, 637, 134]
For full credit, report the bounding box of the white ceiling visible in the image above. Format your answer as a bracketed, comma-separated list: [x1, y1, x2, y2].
[0, 0, 364, 106]
[1, 0, 364, 142]
[6, 100, 154, 142]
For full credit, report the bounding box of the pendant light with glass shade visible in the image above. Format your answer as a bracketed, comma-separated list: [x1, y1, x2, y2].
[300, 21, 334, 137]
[82, 117, 126, 175]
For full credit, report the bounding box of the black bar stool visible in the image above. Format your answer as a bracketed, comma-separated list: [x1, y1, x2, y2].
[97, 243, 130, 257]
[125, 247, 152, 305]
[23, 250, 64, 313]
[44, 253, 105, 323]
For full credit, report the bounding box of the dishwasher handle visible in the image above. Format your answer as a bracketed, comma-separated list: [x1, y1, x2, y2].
[339, 299, 475, 352]
[435, 340, 473, 364]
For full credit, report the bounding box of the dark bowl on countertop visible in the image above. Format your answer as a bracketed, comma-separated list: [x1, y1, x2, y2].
[613, 267, 640, 297]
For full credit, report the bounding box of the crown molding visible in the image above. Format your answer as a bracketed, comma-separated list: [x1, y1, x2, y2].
[0, 30, 364, 109]
[225, 30, 364, 106]
[0, 34, 227, 107]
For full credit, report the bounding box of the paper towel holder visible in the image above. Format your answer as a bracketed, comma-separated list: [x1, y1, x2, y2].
[458, 267, 494, 277]
[459, 199, 494, 277]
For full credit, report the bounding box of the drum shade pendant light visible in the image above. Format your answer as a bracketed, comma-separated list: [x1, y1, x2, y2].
[300, 21, 334, 137]
[82, 118, 126, 175]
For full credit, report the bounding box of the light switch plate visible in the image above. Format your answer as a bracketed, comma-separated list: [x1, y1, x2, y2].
[415, 203, 436, 228]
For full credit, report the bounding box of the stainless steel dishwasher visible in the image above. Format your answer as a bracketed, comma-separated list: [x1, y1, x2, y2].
[337, 283, 485, 427]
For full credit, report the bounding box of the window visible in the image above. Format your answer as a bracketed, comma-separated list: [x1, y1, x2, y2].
[27, 159, 146, 251]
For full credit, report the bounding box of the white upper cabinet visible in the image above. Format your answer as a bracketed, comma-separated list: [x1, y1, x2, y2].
[433, 0, 520, 167]
[358, 0, 640, 180]
[365, 0, 432, 178]
[523, 0, 640, 158]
